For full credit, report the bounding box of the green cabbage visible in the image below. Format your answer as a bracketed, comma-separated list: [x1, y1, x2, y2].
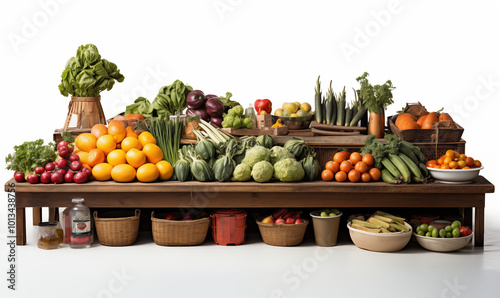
[251, 161, 274, 183]
[231, 163, 252, 182]
[274, 158, 304, 182]
[270, 146, 294, 165]
[241, 146, 270, 168]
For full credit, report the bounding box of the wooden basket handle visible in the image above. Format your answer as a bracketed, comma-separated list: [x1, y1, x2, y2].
[93, 210, 99, 219]
[134, 209, 141, 218]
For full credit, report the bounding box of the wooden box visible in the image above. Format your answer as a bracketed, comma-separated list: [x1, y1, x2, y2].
[256, 114, 272, 129]
[388, 115, 464, 142]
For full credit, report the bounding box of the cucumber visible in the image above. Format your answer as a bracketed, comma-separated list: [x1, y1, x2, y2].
[399, 143, 419, 165]
[398, 153, 423, 180]
[381, 169, 399, 184]
[381, 157, 402, 179]
[401, 140, 427, 163]
[388, 154, 411, 183]
[419, 163, 429, 177]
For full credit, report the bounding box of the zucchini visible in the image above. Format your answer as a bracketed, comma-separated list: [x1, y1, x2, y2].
[398, 142, 419, 165]
[344, 104, 352, 127]
[336, 87, 346, 126]
[419, 163, 429, 177]
[381, 169, 399, 184]
[401, 140, 427, 163]
[381, 157, 402, 179]
[388, 154, 411, 183]
[350, 89, 367, 127]
[398, 153, 423, 180]
[314, 76, 322, 124]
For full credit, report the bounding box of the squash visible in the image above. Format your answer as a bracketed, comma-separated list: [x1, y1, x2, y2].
[421, 112, 438, 129]
[439, 112, 456, 128]
[396, 113, 418, 130]
[417, 115, 427, 127]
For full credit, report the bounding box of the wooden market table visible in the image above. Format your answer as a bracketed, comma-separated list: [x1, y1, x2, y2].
[5, 176, 494, 247]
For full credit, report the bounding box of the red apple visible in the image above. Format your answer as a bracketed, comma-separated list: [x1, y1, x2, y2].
[274, 218, 285, 225]
[295, 218, 304, 224]
[285, 217, 295, 224]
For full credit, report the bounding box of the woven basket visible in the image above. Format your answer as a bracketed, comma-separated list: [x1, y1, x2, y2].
[151, 211, 210, 246]
[256, 219, 309, 246]
[388, 115, 464, 142]
[93, 209, 140, 246]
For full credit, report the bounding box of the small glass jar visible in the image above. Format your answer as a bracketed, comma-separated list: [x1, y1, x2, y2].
[37, 222, 60, 250]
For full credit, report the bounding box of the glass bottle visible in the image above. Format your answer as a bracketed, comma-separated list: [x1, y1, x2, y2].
[245, 104, 256, 126]
[55, 221, 64, 244]
[37, 222, 60, 250]
[69, 198, 92, 248]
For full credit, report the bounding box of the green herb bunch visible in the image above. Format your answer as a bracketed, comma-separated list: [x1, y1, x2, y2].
[356, 72, 395, 114]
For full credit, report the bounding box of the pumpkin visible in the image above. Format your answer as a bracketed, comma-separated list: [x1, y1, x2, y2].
[438, 112, 456, 128]
[421, 112, 438, 129]
[417, 115, 427, 127]
[395, 113, 418, 130]
[399, 119, 421, 130]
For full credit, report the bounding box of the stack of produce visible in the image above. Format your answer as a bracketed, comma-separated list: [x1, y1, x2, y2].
[273, 101, 312, 118]
[426, 150, 481, 170]
[221, 105, 253, 129]
[186, 90, 240, 127]
[6, 139, 57, 184]
[74, 121, 173, 183]
[321, 151, 381, 183]
[260, 208, 305, 225]
[416, 221, 472, 238]
[361, 134, 430, 184]
[350, 211, 409, 233]
[395, 102, 457, 130]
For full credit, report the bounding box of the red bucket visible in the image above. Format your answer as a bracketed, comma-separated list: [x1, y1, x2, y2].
[210, 209, 247, 246]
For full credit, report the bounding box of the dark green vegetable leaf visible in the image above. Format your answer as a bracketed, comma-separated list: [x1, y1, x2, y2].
[5, 139, 57, 178]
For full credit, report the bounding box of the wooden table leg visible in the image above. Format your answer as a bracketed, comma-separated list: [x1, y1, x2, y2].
[33, 207, 42, 226]
[474, 206, 484, 247]
[16, 208, 26, 246]
[49, 207, 59, 222]
[463, 208, 473, 228]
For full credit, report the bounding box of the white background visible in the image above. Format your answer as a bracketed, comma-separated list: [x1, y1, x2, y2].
[0, 0, 499, 297]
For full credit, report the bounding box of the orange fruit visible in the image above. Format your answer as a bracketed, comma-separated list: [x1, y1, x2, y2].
[361, 172, 371, 182]
[121, 137, 142, 152]
[136, 163, 160, 182]
[465, 157, 475, 167]
[126, 126, 138, 138]
[348, 170, 361, 182]
[349, 152, 362, 165]
[354, 161, 368, 173]
[111, 164, 136, 182]
[335, 171, 347, 182]
[369, 168, 381, 181]
[362, 154, 374, 166]
[126, 148, 146, 168]
[91, 163, 113, 181]
[321, 169, 334, 181]
[91, 124, 108, 139]
[339, 160, 352, 173]
[156, 160, 173, 181]
[75, 133, 97, 152]
[96, 135, 117, 155]
[143, 143, 164, 164]
[108, 120, 127, 143]
[138, 131, 157, 147]
[107, 149, 127, 166]
[325, 161, 340, 174]
[124, 114, 144, 120]
[75, 151, 89, 165]
[86, 148, 105, 167]
[333, 152, 347, 164]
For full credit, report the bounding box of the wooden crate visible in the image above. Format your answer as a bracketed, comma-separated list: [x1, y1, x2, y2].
[256, 114, 272, 129]
[53, 128, 91, 144]
[388, 114, 464, 142]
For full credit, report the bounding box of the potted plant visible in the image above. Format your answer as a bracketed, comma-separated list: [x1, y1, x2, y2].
[58, 44, 125, 129]
[356, 72, 395, 138]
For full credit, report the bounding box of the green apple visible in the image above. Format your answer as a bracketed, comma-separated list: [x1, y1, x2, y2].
[320, 212, 328, 217]
[329, 213, 336, 217]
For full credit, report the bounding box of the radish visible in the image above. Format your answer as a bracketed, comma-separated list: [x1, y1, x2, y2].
[26, 174, 39, 184]
[69, 154, 80, 162]
[70, 160, 82, 171]
[40, 172, 52, 184]
[64, 171, 74, 183]
[56, 158, 68, 169]
[56, 168, 67, 177]
[58, 147, 70, 158]
[81, 167, 92, 179]
[35, 167, 45, 175]
[51, 172, 64, 184]
[73, 171, 88, 184]
[14, 171, 25, 182]
[45, 162, 55, 171]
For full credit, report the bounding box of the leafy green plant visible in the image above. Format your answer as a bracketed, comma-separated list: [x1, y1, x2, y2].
[5, 139, 57, 178]
[153, 80, 192, 116]
[58, 44, 124, 97]
[125, 97, 154, 118]
[356, 72, 395, 114]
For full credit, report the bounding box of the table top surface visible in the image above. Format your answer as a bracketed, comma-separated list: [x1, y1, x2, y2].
[4, 176, 495, 194]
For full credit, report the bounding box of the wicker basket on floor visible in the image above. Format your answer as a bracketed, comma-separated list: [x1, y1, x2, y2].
[256, 219, 309, 246]
[151, 211, 210, 246]
[93, 209, 140, 246]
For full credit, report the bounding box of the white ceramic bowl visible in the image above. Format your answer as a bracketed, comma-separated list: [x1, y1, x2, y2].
[427, 166, 483, 184]
[414, 232, 473, 252]
[347, 222, 412, 252]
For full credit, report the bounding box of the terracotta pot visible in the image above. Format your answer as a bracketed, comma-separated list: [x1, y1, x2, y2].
[368, 111, 385, 138]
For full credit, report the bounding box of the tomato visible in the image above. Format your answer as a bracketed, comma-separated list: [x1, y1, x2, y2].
[361, 172, 371, 182]
[362, 154, 374, 166]
[321, 169, 334, 181]
[348, 170, 361, 182]
[369, 168, 381, 181]
[459, 226, 467, 237]
[325, 161, 340, 173]
[339, 160, 353, 173]
[354, 161, 368, 173]
[349, 152, 362, 165]
[335, 171, 347, 182]
[465, 157, 475, 167]
[474, 160, 482, 167]
[333, 152, 347, 164]
[426, 160, 437, 167]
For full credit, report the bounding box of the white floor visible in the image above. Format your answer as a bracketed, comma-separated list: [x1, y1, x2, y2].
[2, 203, 500, 298]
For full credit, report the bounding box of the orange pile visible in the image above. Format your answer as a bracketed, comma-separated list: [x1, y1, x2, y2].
[74, 121, 173, 183]
[426, 150, 482, 170]
[321, 151, 381, 183]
